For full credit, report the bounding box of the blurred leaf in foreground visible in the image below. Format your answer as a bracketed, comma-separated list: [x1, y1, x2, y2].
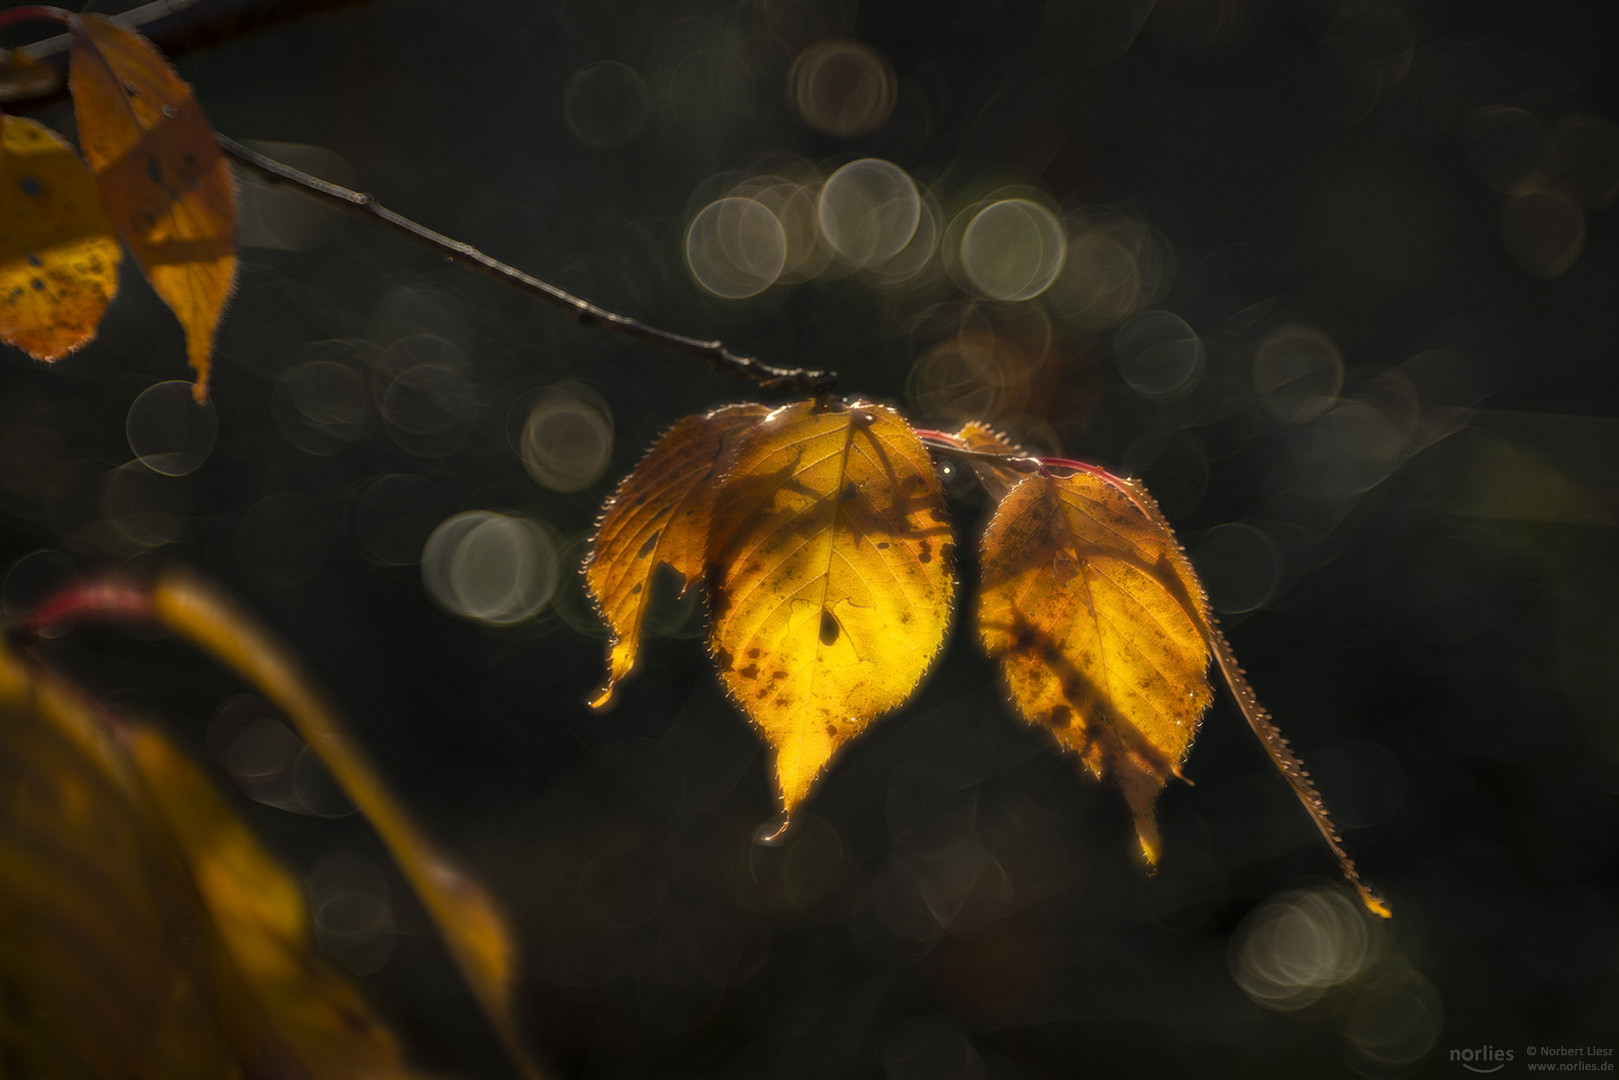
[0, 634, 419, 1078]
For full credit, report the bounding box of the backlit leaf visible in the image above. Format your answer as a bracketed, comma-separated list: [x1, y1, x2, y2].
[68, 13, 237, 401]
[706, 400, 955, 815]
[977, 470, 1212, 866]
[0, 114, 121, 361]
[586, 403, 768, 708]
[952, 420, 1034, 498]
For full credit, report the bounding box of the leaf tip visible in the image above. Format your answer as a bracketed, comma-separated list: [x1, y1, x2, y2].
[752, 814, 792, 846]
[1358, 883, 1393, 920]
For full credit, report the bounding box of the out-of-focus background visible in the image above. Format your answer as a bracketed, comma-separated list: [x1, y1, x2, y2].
[3, 0, 1616, 1075]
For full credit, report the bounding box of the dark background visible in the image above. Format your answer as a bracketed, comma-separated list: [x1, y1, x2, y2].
[3, 0, 1616, 1076]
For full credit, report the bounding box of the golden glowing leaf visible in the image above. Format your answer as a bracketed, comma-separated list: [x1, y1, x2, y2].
[706, 400, 955, 815]
[586, 403, 769, 708]
[68, 14, 237, 401]
[0, 636, 418, 1078]
[977, 470, 1212, 866]
[0, 114, 121, 361]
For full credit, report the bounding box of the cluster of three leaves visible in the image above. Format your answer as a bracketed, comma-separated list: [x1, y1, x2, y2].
[1, 14, 234, 399]
[586, 399, 1390, 917]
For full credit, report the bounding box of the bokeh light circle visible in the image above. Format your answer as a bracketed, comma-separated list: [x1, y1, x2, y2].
[1231, 888, 1373, 1011]
[520, 386, 614, 493]
[1253, 324, 1345, 423]
[817, 158, 920, 268]
[1501, 189, 1585, 280]
[126, 380, 218, 477]
[1192, 522, 1283, 614]
[685, 197, 788, 298]
[422, 511, 559, 626]
[788, 40, 897, 138]
[1113, 310, 1204, 399]
[563, 61, 651, 148]
[959, 198, 1066, 301]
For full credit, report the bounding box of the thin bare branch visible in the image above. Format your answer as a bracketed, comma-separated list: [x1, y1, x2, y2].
[1, 0, 368, 105]
[218, 134, 838, 394]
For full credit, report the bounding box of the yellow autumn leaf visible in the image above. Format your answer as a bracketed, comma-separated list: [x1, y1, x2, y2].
[586, 403, 768, 708]
[0, 635, 419, 1078]
[68, 13, 237, 401]
[149, 569, 547, 1079]
[706, 400, 955, 816]
[0, 114, 121, 361]
[123, 725, 416, 1075]
[977, 470, 1212, 866]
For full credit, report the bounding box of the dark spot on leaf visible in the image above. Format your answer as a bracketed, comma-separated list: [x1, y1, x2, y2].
[26, 253, 42, 267]
[146, 156, 163, 185]
[637, 530, 661, 557]
[1049, 706, 1073, 728]
[713, 646, 733, 670]
[771, 670, 788, 681]
[877, 541, 889, 550]
[629, 582, 643, 595]
[739, 664, 759, 680]
[19, 176, 42, 197]
[824, 724, 838, 738]
[8, 287, 21, 301]
[775, 696, 791, 708]
[746, 647, 761, 659]
[841, 481, 858, 501]
[819, 611, 840, 645]
[918, 541, 932, 564]
[30, 279, 44, 291]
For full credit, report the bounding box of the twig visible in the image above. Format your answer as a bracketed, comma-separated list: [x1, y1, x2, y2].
[218, 134, 839, 395]
[0, 0, 369, 105]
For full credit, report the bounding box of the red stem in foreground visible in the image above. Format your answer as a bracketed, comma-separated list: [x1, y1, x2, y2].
[0, 6, 72, 34]
[16, 577, 154, 637]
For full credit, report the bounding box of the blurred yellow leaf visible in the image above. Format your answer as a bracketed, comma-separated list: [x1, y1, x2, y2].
[0, 114, 121, 361]
[0, 636, 418, 1078]
[976, 470, 1212, 866]
[124, 726, 416, 1075]
[585, 402, 768, 708]
[706, 400, 955, 815]
[68, 13, 236, 401]
[150, 569, 547, 1078]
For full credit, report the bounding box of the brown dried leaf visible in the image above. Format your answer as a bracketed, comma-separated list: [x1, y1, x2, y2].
[706, 400, 955, 815]
[585, 403, 769, 708]
[68, 14, 237, 401]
